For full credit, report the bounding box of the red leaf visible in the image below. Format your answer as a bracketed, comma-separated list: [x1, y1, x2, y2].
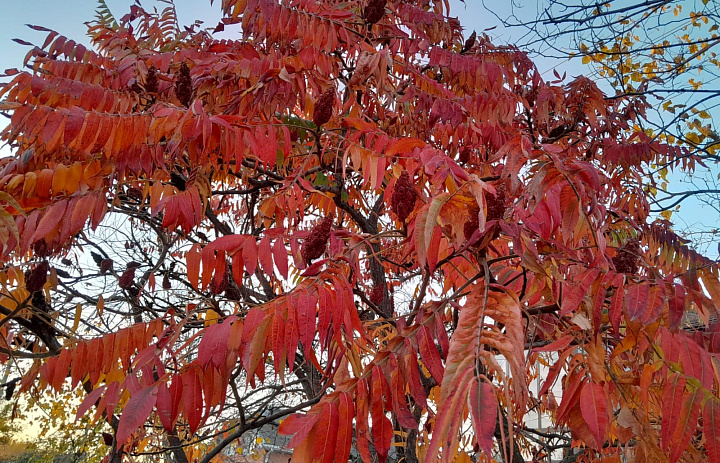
[668, 283, 686, 331]
[197, 317, 232, 369]
[560, 267, 600, 315]
[270, 310, 286, 375]
[186, 244, 201, 290]
[669, 388, 702, 463]
[468, 377, 496, 454]
[336, 392, 355, 463]
[70, 341, 87, 388]
[273, 238, 288, 279]
[182, 366, 203, 434]
[401, 349, 427, 409]
[417, 326, 444, 383]
[557, 372, 584, 423]
[371, 367, 393, 463]
[355, 380, 372, 463]
[258, 236, 274, 277]
[279, 412, 320, 448]
[205, 234, 245, 252]
[705, 399, 720, 463]
[532, 334, 574, 353]
[625, 282, 650, 320]
[116, 386, 158, 447]
[640, 284, 666, 325]
[661, 373, 687, 450]
[243, 237, 258, 276]
[579, 382, 607, 448]
[30, 199, 68, 244]
[156, 382, 174, 433]
[609, 283, 624, 334]
[313, 402, 339, 463]
[51, 349, 71, 392]
[390, 355, 417, 429]
[101, 381, 120, 421]
[297, 291, 316, 349]
[76, 385, 106, 421]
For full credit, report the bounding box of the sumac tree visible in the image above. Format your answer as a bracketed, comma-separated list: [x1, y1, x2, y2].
[1, 1, 719, 463]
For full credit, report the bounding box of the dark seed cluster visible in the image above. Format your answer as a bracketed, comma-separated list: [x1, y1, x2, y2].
[210, 269, 229, 295]
[363, 0, 386, 24]
[26, 261, 49, 293]
[146, 66, 158, 94]
[119, 267, 136, 290]
[612, 238, 641, 274]
[301, 215, 333, 264]
[32, 239, 50, 258]
[100, 259, 114, 274]
[175, 62, 193, 107]
[313, 88, 335, 127]
[369, 284, 384, 306]
[486, 185, 506, 222]
[391, 171, 415, 222]
[224, 284, 241, 301]
[464, 207, 479, 242]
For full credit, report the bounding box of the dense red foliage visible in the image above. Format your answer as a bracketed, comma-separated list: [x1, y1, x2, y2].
[0, 1, 719, 463]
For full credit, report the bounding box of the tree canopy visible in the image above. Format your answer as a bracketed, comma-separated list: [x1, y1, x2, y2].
[488, 0, 720, 253]
[1, 0, 720, 462]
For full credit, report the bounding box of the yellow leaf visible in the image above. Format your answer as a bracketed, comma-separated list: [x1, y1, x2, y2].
[205, 309, 219, 327]
[660, 210, 673, 220]
[72, 303, 82, 332]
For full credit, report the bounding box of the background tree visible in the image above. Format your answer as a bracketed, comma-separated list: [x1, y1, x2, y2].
[1, 1, 720, 463]
[485, 0, 720, 254]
